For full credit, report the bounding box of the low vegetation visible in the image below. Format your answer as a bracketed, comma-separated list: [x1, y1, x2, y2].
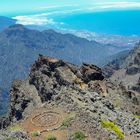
[7, 124, 22, 132]
[134, 115, 140, 119]
[6, 138, 17, 140]
[47, 134, 57, 140]
[112, 98, 122, 108]
[72, 130, 86, 140]
[31, 131, 40, 137]
[101, 120, 124, 139]
[61, 113, 75, 128]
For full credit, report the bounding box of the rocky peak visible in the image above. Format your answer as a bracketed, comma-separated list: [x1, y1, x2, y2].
[4, 24, 28, 35]
[29, 55, 104, 102]
[80, 63, 104, 82]
[32, 54, 66, 71]
[29, 55, 104, 85]
[6, 55, 107, 128]
[8, 24, 25, 29]
[2, 55, 140, 140]
[104, 42, 140, 115]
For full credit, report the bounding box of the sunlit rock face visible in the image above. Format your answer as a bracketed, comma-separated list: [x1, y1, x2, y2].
[4, 55, 140, 140]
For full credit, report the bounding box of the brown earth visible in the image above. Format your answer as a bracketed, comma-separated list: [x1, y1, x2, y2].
[20, 107, 94, 140]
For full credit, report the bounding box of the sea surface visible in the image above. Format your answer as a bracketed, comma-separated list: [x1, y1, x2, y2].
[51, 9, 140, 36]
[10, 9, 140, 36]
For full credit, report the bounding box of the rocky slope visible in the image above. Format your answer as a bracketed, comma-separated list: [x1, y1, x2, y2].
[0, 24, 127, 91]
[104, 42, 140, 114]
[0, 55, 139, 140]
[9, 55, 104, 122]
[112, 42, 140, 90]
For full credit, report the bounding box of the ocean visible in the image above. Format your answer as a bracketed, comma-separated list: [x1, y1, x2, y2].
[51, 9, 140, 36]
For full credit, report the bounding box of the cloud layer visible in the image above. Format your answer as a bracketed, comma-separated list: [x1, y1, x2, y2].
[14, 15, 55, 25]
[13, 1, 140, 26]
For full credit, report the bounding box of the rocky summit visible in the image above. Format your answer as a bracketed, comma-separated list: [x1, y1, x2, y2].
[0, 54, 139, 140]
[104, 42, 140, 115]
[0, 24, 129, 91]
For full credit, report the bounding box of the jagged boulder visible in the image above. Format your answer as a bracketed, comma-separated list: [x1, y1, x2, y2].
[9, 80, 42, 121]
[80, 63, 104, 82]
[0, 130, 30, 140]
[29, 55, 104, 102]
[126, 66, 139, 75]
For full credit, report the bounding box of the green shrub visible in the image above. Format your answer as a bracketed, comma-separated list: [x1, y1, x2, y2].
[72, 130, 86, 140]
[101, 120, 124, 139]
[47, 134, 57, 140]
[134, 115, 140, 119]
[31, 131, 40, 137]
[6, 138, 17, 140]
[8, 124, 22, 132]
[61, 114, 75, 128]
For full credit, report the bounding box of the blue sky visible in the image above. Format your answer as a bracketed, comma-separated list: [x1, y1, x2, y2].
[1, 0, 140, 27]
[0, 0, 140, 15]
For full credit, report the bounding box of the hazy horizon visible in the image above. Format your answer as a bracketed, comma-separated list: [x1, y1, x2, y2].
[1, 0, 140, 36]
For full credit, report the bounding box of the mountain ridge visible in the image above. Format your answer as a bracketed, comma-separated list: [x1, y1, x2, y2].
[0, 16, 16, 31]
[104, 42, 140, 114]
[0, 54, 139, 140]
[0, 24, 124, 91]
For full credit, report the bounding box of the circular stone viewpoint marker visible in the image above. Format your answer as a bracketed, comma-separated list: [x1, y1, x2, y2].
[31, 111, 63, 132]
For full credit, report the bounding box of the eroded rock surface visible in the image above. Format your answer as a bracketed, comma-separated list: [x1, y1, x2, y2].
[2, 55, 140, 140]
[104, 43, 140, 115]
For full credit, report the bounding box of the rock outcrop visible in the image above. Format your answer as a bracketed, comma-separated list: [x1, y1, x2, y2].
[28, 55, 104, 103]
[10, 79, 42, 122]
[104, 43, 140, 114]
[0, 130, 30, 140]
[4, 55, 140, 140]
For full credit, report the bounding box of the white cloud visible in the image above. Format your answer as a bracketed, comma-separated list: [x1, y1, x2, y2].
[95, 2, 140, 9]
[76, 2, 140, 12]
[12, 1, 140, 26]
[13, 15, 57, 25]
[12, 9, 84, 26]
[38, 5, 65, 10]
[38, 4, 78, 10]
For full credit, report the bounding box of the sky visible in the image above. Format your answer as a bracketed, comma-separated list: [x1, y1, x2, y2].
[0, 0, 140, 15]
[0, 0, 140, 30]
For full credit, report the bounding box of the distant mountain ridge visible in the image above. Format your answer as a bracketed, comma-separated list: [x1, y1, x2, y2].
[0, 16, 16, 31]
[0, 24, 124, 91]
[111, 42, 140, 89]
[104, 43, 140, 114]
[104, 42, 140, 78]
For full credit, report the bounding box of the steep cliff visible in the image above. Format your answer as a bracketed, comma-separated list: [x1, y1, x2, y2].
[104, 43, 140, 114]
[2, 55, 139, 140]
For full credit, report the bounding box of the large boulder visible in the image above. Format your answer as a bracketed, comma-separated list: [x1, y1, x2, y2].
[80, 63, 104, 82]
[9, 80, 42, 121]
[126, 66, 139, 75]
[29, 55, 104, 102]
